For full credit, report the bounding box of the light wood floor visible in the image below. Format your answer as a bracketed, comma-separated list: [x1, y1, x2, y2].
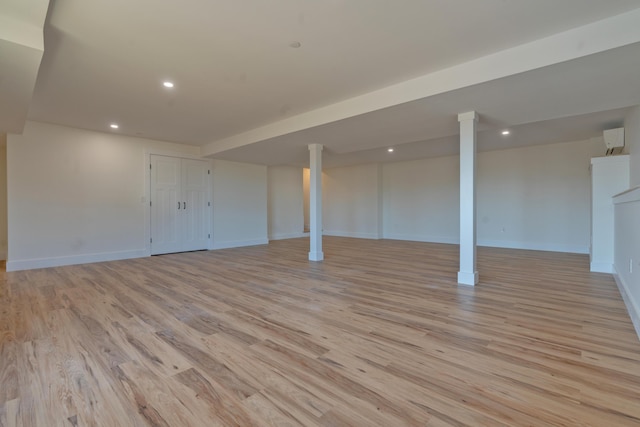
[1, 237, 640, 426]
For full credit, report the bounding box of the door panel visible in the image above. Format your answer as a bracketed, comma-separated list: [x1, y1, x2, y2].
[150, 155, 209, 255]
[151, 156, 181, 255]
[182, 159, 209, 252]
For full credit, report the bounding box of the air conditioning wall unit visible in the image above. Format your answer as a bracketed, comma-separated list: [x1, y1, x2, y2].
[603, 127, 624, 155]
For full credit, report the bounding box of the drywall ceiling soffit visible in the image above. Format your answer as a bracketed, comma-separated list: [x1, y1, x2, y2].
[202, 7, 640, 157]
[26, 1, 640, 146]
[209, 38, 640, 168]
[0, 0, 50, 133]
[214, 107, 630, 169]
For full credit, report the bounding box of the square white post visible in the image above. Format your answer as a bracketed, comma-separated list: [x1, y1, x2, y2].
[458, 111, 479, 285]
[308, 144, 324, 261]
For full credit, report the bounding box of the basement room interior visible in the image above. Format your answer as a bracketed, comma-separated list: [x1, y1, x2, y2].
[1, 1, 640, 425]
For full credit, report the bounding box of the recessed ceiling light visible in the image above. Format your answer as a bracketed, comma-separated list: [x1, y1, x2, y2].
[501, 130, 510, 135]
[110, 123, 119, 129]
[388, 148, 394, 153]
[163, 81, 174, 88]
[289, 41, 301, 48]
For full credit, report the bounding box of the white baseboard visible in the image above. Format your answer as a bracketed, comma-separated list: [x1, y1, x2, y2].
[613, 266, 640, 342]
[457, 271, 479, 286]
[590, 261, 614, 274]
[269, 232, 308, 241]
[383, 233, 458, 245]
[352, 232, 590, 254]
[382, 234, 588, 254]
[478, 239, 589, 254]
[323, 231, 381, 240]
[210, 238, 269, 250]
[6, 249, 148, 272]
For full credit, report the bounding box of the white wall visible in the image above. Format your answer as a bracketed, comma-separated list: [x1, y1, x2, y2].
[383, 155, 460, 243]
[267, 166, 304, 240]
[211, 159, 268, 249]
[614, 106, 640, 338]
[0, 134, 7, 259]
[614, 190, 640, 338]
[6, 121, 268, 271]
[476, 139, 599, 253]
[323, 163, 382, 239]
[627, 106, 640, 188]
[590, 156, 629, 273]
[7, 121, 201, 270]
[375, 139, 599, 252]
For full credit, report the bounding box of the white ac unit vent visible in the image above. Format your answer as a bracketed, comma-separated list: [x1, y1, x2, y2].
[603, 127, 624, 155]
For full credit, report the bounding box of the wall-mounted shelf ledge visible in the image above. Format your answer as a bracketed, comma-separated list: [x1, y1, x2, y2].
[613, 186, 640, 204]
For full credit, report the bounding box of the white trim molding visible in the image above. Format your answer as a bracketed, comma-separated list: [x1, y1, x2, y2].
[612, 185, 640, 342]
[613, 186, 640, 204]
[590, 262, 614, 274]
[269, 232, 308, 241]
[381, 234, 588, 254]
[613, 266, 640, 341]
[6, 249, 148, 272]
[383, 233, 459, 245]
[210, 238, 269, 250]
[323, 231, 381, 240]
[478, 239, 589, 254]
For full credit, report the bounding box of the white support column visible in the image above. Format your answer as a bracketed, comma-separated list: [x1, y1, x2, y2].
[308, 144, 324, 261]
[458, 111, 479, 286]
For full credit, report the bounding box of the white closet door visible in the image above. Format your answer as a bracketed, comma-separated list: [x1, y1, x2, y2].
[151, 155, 210, 255]
[150, 155, 181, 255]
[181, 159, 209, 252]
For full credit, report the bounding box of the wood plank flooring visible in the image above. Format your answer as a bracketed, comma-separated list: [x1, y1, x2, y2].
[1, 237, 640, 426]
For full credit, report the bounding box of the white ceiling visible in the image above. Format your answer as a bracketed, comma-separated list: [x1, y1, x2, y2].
[0, 0, 48, 133]
[214, 40, 640, 167]
[3, 0, 640, 167]
[216, 108, 631, 169]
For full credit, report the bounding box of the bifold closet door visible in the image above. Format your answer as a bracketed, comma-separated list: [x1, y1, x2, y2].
[151, 155, 181, 255]
[181, 159, 210, 252]
[150, 155, 209, 255]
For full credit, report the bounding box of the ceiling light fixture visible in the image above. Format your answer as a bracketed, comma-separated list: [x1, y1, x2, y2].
[388, 148, 394, 153]
[289, 41, 301, 48]
[163, 81, 174, 88]
[110, 123, 119, 129]
[501, 130, 510, 135]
